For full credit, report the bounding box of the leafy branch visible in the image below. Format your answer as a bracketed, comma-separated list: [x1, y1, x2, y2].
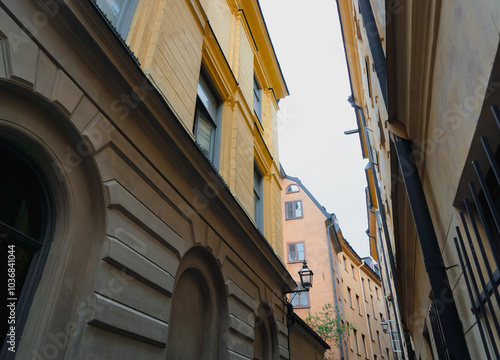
[305, 303, 355, 359]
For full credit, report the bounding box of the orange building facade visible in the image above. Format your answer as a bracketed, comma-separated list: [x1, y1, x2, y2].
[281, 171, 393, 359]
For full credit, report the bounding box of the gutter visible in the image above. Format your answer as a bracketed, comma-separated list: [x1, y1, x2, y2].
[358, 0, 388, 109]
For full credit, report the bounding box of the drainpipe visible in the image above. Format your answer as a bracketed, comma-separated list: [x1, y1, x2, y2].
[326, 220, 344, 359]
[358, 0, 388, 108]
[392, 135, 471, 360]
[348, 98, 405, 360]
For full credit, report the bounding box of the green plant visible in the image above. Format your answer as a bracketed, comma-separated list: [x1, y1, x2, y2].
[305, 303, 356, 357]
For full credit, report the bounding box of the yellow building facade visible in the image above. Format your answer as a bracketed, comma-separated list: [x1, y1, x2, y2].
[338, 0, 500, 359]
[125, 0, 288, 258]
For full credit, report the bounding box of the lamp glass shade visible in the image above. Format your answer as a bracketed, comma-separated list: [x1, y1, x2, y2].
[298, 260, 314, 289]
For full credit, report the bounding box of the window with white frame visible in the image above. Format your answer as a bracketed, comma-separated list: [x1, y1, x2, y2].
[290, 283, 309, 308]
[288, 242, 305, 262]
[285, 200, 303, 220]
[286, 184, 300, 193]
[194, 70, 221, 166]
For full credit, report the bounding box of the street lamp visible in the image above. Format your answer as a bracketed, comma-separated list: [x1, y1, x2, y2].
[298, 260, 314, 289]
[283, 260, 314, 294]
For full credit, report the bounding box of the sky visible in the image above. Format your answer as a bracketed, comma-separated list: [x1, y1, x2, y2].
[259, 0, 371, 256]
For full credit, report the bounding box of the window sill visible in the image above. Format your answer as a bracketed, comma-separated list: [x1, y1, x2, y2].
[293, 305, 310, 309]
[288, 260, 306, 264]
[285, 217, 304, 221]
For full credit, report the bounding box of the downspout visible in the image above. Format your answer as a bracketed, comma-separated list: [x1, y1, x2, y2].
[349, 98, 405, 360]
[358, 0, 388, 108]
[326, 220, 344, 359]
[392, 135, 472, 360]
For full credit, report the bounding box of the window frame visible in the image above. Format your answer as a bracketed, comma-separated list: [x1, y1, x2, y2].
[254, 164, 264, 231]
[354, 329, 359, 354]
[95, 0, 139, 39]
[287, 241, 306, 263]
[285, 200, 303, 220]
[286, 184, 300, 193]
[194, 69, 222, 168]
[0, 144, 55, 358]
[290, 283, 310, 308]
[362, 334, 368, 358]
[253, 75, 262, 123]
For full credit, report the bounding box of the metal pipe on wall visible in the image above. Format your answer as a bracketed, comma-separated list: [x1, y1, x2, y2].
[393, 135, 471, 360]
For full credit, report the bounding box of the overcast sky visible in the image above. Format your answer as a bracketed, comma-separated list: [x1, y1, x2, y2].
[259, 0, 371, 257]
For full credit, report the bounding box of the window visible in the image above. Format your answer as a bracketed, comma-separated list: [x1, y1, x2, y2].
[356, 295, 361, 314]
[290, 283, 309, 308]
[377, 330, 382, 355]
[376, 286, 380, 299]
[95, 0, 138, 39]
[194, 71, 222, 166]
[286, 184, 300, 193]
[371, 295, 376, 317]
[288, 242, 305, 262]
[361, 278, 366, 300]
[367, 315, 373, 340]
[368, 278, 372, 290]
[343, 256, 347, 270]
[362, 334, 368, 358]
[285, 200, 303, 220]
[1, 144, 53, 356]
[365, 56, 372, 100]
[353, 329, 359, 354]
[351, 264, 356, 279]
[253, 76, 262, 122]
[167, 248, 226, 359]
[254, 165, 264, 231]
[348, 287, 352, 308]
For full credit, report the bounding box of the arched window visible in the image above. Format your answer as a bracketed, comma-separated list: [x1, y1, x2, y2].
[1, 143, 53, 355]
[253, 303, 278, 360]
[167, 247, 228, 360]
[286, 184, 299, 193]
